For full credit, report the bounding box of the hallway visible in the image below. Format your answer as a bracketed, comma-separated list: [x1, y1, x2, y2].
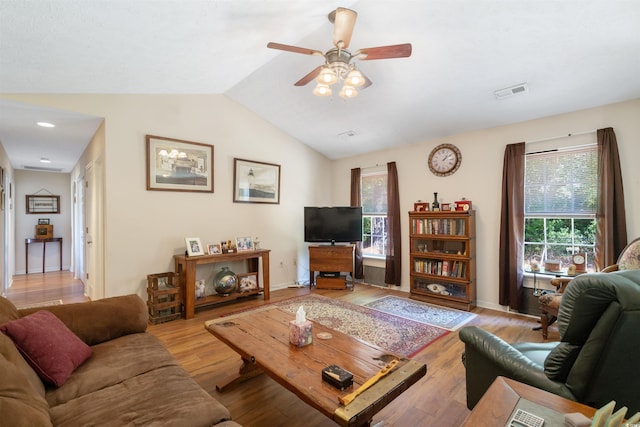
[4, 271, 88, 307]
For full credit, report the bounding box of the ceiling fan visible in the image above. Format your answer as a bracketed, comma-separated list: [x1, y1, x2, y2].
[267, 7, 412, 98]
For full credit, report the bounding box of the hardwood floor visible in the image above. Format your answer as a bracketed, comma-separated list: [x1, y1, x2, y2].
[3, 274, 558, 426]
[4, 271, 89, 307]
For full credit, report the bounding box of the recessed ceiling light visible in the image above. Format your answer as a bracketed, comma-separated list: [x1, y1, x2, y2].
[40, 157, 51, 163]
[36, 122, 55, 128]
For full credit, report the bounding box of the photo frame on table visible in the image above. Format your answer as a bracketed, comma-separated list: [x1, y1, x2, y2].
[207, 244, 221, 255]
[146, 135, 214, 193]
[185, 237, 204, 256]
[235, 236, 254, 252]
[414, 202, 428, 212]
[237, 272, 259, 292]
[233, 158, 280, 204]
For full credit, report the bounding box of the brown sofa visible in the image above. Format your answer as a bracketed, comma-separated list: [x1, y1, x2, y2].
[0, 294, 241, 427]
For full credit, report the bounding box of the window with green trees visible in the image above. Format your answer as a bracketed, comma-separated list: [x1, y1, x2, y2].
[361, 171, 387, 258]
[523, 146, 597, 271]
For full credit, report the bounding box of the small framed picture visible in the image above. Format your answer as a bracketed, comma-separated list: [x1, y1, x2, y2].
[237, 272, 259, 292]
[441, 203, 451, 211]
[207, 244, 221, 255]
[38, 218, 50, 225]
[414, 202, 428, 212]
[185, 237, 204, 256]
[235, 236, 254, 252]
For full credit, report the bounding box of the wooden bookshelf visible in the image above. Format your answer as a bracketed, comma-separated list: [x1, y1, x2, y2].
[409, 210, 476, 311]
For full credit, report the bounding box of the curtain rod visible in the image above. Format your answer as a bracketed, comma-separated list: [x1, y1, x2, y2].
[526, 129, 596, 145]
[360, 163, 385, 170]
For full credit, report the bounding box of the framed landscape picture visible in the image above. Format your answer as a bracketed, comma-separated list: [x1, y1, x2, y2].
[233, 158, 280, 204]
[146, 135, 214, 193]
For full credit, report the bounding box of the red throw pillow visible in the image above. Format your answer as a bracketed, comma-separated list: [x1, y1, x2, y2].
[0, 310, 92, 387]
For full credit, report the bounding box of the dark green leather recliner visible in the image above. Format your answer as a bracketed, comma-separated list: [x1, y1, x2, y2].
[459, 269, 640, 413]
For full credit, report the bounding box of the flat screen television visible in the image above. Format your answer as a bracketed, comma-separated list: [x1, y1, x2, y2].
[304, 206, 363, 244]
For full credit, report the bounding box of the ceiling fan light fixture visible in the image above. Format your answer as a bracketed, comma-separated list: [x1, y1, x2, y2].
[316, 67, 338, 85]
[345, 68, 365, 87]
[313, 83, 332, 96]
[339, 85, 358, 99]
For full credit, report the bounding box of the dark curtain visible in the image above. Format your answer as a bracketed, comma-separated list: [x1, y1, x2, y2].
[350, 168, 364, 279]
[498, 142, 525, 310]
[595, 127, 628, 270]
[385, 162, 402, 286]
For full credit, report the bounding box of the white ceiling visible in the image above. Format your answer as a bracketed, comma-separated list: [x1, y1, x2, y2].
[1, 0, 640, 172]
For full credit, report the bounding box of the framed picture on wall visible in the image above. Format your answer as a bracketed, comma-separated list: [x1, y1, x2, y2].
[146, 135, 214, 193]
[233, 158, 280, 204]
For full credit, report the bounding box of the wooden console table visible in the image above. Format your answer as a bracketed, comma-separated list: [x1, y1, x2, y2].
[25, 237, 63, 274]
[174, 249, 270, 319]
[308, 245, 354, 289]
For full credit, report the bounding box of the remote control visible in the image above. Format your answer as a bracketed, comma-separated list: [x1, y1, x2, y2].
[510, 408, 545, 427]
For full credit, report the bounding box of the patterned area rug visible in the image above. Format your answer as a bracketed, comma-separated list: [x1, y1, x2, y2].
[15, 299, 63, 310]
[363, 296, 476, 331]
[225, 294, 448, 357]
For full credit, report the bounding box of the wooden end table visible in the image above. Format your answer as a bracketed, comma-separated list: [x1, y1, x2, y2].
[460, 376, 596, 426]
[205, 307, 426, 427]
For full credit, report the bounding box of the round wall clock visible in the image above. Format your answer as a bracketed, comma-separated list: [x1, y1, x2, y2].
[428, 143, 462, 177]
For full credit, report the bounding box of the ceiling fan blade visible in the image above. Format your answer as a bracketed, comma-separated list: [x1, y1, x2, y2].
[332, 7, 357, 49]
[267, 42, 323, 57]
[294, 66, 323, 86]
[356, 43, 412, 60]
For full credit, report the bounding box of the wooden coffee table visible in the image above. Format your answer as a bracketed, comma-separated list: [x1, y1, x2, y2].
[205, 307, 426, 427]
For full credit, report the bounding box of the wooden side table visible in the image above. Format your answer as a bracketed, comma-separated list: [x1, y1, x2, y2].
[25, 237, 63, 274]
[461, 376, 596, 426]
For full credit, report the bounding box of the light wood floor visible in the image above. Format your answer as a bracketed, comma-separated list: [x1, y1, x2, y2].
[4, 273, 558, 427]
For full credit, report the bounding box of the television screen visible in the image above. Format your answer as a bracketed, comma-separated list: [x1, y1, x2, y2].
[304, 206, 363, 243]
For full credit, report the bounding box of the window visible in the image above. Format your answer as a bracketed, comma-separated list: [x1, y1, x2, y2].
[523, 146, 597, 271]
[361, 171, 387, 258]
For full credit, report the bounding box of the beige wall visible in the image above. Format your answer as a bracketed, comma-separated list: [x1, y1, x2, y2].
[14, 170, 72, 274]
[2, 95, 638, 309]
[331, 98, 640, 310]
[2, 94, 333, 299]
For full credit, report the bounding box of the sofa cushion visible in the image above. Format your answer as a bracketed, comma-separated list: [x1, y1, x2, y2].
[17, 294, 149, 346]
[1, 310, 92, 387]
[46, 332, 178, 407]
[0, 351, 52, 427]
[49, 365, 233, 427]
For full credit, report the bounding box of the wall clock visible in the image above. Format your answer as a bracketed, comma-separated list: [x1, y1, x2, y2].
[428, 144, 462, 177]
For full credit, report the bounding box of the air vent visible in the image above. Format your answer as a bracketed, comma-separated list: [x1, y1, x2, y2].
[494, 83, 529, 99]
[23, 165, 64, 172]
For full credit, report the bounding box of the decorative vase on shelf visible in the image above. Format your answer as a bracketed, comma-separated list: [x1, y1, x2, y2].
[214, 267, 238, 296]
[432, 192, 440, 211]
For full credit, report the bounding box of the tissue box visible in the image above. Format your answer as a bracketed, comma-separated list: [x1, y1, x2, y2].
[289, 320, 313, 347]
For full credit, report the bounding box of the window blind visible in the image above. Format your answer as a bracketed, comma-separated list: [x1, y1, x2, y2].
[524, 146, 597, 217]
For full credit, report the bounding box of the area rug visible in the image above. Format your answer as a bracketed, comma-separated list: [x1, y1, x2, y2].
[15, 299, 63, 310]
[223, 294, 448, 357]
[363, 295, 476, 331]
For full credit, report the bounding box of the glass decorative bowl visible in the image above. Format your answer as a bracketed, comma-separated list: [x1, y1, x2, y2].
[214, 267, 238, 296]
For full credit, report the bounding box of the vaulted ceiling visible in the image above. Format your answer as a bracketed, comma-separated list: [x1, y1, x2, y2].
[1, 1, 639, 172]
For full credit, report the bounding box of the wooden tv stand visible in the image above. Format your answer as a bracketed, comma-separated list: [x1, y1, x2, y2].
[308, 245, 354, 290]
